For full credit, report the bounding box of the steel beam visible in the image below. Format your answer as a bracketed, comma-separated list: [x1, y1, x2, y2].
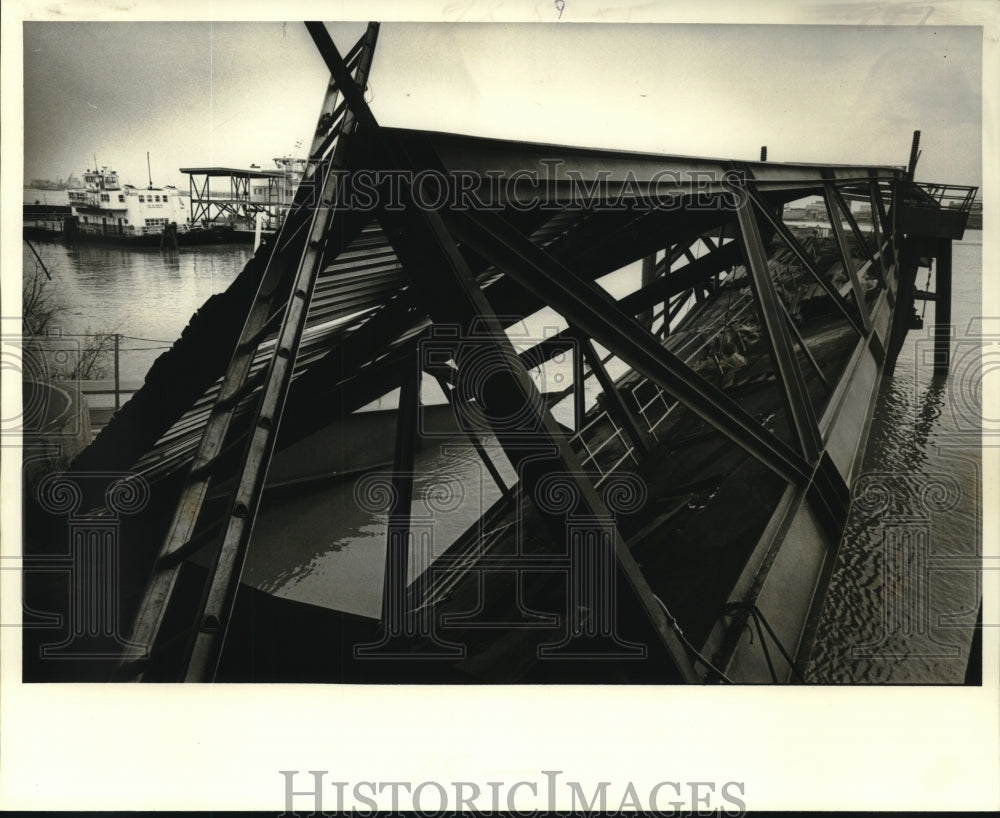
[579, 335, 649, 454]
[181, 25, 382, 682]
[573, 343, 587, 430]
[784, 308, 832, 394]
[433, 373, 511, 499]
[442, 207, 812, 485]
[382, 357, 421, 633]
[736, 192, 822, 461]
[639, 253, 657, 329]
[870, 178, 892, 247]
[868, 179, 891, 274]
[662, 291, 694, 337]
[516, 241, 740, 373]
[480, 209, 726, 323]
[744, 185, 866, 337]
[305, 23, 702, 679]
[823, 182, 873, 334]
[829, 184, 887, 292]
[406, 128, 902, 202]
[653, 239, 696, 278]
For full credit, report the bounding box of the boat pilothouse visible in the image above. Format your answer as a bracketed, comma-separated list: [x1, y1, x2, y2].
[67, 166, 191, 238]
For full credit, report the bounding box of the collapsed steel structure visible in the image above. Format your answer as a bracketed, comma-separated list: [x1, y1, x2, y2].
[24, 22, 976, 684]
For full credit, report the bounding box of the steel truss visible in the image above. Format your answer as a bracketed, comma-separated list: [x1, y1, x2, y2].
[87, 21, 976, 684]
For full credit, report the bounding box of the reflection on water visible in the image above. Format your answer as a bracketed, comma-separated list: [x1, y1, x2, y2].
[806, 233, 982, 683]
[246, 437, 517, 619]
[22, 238, 251, 385]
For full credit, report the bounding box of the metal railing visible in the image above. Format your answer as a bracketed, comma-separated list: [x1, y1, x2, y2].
[905, 182, 978, 213]
[568, 409, 638, 486]
[631, 380, 675, 442]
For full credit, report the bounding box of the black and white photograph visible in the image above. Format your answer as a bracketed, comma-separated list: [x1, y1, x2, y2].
[2, 0, 997, 812]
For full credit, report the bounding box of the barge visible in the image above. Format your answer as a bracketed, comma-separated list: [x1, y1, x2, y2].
[21, 22, 978, 684]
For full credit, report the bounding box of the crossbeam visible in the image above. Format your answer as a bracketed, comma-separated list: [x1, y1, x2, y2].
[735, 187, 822, 461]
[306, 21, 703, 680]
[442, 207, 812, 485]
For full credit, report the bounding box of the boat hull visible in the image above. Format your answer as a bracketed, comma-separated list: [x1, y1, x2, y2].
[23, 219, 243, 246]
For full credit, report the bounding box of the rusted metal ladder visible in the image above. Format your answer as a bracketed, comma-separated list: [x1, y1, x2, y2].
[116, 23, 380, 682]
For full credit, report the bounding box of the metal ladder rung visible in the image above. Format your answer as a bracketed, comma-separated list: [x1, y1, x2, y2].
[158, 517, 224, 569]
[238, 307, 283, 352]
[216, 366, 268, 410]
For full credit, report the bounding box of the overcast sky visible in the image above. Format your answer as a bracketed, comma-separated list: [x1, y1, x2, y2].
[23, 22, 982, 188]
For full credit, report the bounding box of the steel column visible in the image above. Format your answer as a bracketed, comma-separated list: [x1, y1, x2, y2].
[870, 178, 893, 267]
[161, 24, 380, 682]
[784, 309, 831, 394]
[868, 178, 890, 274]
[381, 358, 421, 632]
[934, 239, 952, 372]
[573, 342, 587, 431]
[433, 373, 511, 499]
[639, 253, 657, 329]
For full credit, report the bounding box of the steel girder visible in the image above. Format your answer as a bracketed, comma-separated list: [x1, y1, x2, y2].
[823, 182, 874, 334]
[394, 128, 904, 202]
[441, 206, 812, 485]
[735, 186, 823, 462]
[744, 185, 868, 337]
[306, 21, 702, 681]
[516, 240, 741, 373]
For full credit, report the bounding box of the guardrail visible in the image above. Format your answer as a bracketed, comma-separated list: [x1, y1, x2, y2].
[900, 182, 979, 240]
[904, 182, 979, 213]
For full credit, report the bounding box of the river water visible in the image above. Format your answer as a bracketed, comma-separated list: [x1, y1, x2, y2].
[21, 188, 984, 681]
[805, 231, 983, 683]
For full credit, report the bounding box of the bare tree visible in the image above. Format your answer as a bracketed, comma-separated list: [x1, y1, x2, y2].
[21, 250, 63, 337]
[22, 245, 119, 382]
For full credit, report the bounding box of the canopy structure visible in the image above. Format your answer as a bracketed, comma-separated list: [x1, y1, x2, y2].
[180, 165, 287, 226]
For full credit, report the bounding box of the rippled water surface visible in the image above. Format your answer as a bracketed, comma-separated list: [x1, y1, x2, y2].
[22, 236, 251, 387]
[806, 231, 982, 683]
